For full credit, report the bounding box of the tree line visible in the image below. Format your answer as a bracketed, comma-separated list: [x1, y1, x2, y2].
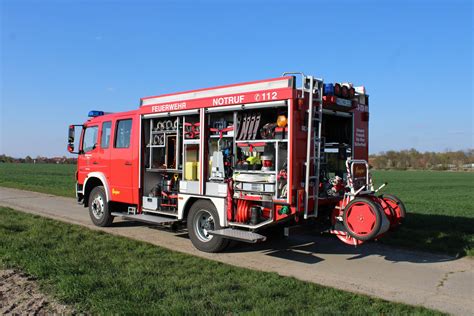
[369, 149, 474, 170]
[0, 155, 77, 164]
[1, 150, 473, 170]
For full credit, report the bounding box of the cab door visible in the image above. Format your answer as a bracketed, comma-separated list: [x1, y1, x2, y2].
[109, 116, 137, 204]
[78, 124, 99, 184]
[94, 120, 112, 179]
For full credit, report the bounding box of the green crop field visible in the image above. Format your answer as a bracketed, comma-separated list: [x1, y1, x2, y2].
[0, 163, 473, 256]
[0, 163, 75, 197]
[371, 170, 474, 256]
[0, 207, 439, 314]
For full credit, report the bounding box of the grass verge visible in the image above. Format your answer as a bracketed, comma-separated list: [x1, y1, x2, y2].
[0, 207, 439, 315]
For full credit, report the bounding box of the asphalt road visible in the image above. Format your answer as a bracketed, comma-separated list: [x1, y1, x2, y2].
[0, 187, 472, 315]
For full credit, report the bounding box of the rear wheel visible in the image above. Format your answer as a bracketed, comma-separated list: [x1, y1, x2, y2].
[88, 186, 114, 227]
[187, 200, 229, 253]
[343, 197, 382, 241]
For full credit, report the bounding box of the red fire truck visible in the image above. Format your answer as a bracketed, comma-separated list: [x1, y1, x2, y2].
[68, 73, 405, 252]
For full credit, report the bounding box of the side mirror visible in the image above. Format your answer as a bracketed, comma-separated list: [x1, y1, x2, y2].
[68, 143, 75, 153]
[68, 124, 82, 154]
[68, 125, 75, 143]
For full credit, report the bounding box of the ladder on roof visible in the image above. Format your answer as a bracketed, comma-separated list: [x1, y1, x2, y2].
[282, 73, 324, 219]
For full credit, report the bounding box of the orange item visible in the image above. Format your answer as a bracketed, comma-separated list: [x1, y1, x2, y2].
[276, 115, 287, 127]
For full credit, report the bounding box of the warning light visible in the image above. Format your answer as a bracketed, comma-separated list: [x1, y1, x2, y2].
[88, 110, 105, 117]
[323, 83, 334, 96]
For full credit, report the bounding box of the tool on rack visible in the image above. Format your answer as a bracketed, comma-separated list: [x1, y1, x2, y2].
[277, 164, 288, 198]
[152, 134, 165, 146]
[156, 121, 165, 131]
[260, 123, 277, 139]
[184, 122, 200, 139]
[236, 112, 261, 140]
[209, 124, 234, 181]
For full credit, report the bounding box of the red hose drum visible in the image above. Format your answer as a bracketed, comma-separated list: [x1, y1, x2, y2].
[380, 194, 406, 227]
[343, 198, 383, 241]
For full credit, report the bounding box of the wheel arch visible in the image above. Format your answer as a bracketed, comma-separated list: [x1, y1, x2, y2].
[83, 172, 110, 207]
[178, 194, 227, 227]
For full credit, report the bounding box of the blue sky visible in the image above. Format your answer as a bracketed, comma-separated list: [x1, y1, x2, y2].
[1, 0, 472, 157]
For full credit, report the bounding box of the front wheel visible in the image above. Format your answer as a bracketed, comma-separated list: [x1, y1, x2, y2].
[187, 200, 229, 253]
[88, 186, 114, 227]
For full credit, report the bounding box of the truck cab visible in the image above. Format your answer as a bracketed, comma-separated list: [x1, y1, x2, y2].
[70, 110, 140, 211]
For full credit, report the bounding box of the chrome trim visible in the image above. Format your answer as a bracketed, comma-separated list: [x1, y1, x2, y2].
[228, 218, 274, 230]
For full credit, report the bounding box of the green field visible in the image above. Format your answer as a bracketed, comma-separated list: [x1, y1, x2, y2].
[0, 163, 473, 256]
[371, 170, 474, 256]
[0, 163, 75, 197]
[0, 207, 439, 314]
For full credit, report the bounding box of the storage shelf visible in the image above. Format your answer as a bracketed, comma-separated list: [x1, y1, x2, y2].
[147, 145, 165, 148]
[235, 139, 287, 143]
[234, 189, 275, 194]
[234, 180, 275, 184]
[146, 168, 182, 173]
[209, 134, 234, 138]
[151, 130, 178, 134]
[234, 170, 276, 174]
[183, 139, 200, 145]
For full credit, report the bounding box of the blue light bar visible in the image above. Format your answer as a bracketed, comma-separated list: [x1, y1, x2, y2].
[323, 83, 334, 96]
[88, 110, 105, 117]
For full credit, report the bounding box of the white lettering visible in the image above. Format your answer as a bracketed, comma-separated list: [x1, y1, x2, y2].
[151, 102, 187, 113]
[355, 128, 366, 147]
[212, 95, 244, 106]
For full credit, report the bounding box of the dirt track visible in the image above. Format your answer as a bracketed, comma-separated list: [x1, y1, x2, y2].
[0, 187, 472, 315]
[0, 269, 71, 315]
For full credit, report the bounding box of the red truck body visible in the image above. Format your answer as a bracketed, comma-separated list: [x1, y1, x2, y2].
[69, 73, 404, 252]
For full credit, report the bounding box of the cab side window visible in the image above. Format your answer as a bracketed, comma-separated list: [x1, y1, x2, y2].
[101, 121, 112, 149]
[83, 126, 99, 153]
[115, 119, 132, 148]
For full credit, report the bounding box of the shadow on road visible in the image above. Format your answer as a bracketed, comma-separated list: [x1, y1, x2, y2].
[226, 231, 459, 265]
[110, 213, 470, 266]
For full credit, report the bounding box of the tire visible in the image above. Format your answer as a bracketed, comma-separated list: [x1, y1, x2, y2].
[88, 186, 114, 227]
[343, 197, 382, 241]
[381, 194, 406, 225]
[187, 200, 229, 253]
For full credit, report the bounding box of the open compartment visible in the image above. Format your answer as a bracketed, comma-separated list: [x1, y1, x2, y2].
[321, 113, 352, 178]
[181, 114, 201, 194]
[142, 116, 182, 214]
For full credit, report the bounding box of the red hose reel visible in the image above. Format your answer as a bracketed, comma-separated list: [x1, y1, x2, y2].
[331, 194, 406, 246]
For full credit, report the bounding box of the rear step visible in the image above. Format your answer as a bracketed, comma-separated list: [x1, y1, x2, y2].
[208, 229, 266, 243]
[111, 212, 178, 225]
